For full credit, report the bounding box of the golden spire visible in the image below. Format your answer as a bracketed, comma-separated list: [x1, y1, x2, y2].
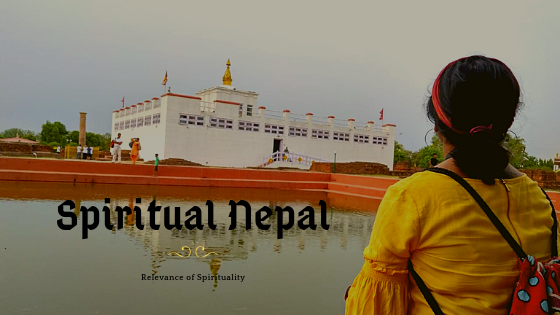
[210, 259, 222, 290]
[222, 59, 232, 86]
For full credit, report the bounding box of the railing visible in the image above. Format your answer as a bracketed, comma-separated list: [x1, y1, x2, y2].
[264, 109, 284, 120]
[261, 151, 329, 167]
[332, 119, 349, 128]
[112, 98, 393, 136]
[312, 115, 330, 124]
[289, 113, 308, 123]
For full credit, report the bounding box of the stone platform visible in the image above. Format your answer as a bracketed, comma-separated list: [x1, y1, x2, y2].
[0, 157, 557, 210]
[0, 142, 61, 159]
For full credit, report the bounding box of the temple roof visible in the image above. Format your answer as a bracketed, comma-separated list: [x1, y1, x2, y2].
[0, 137, 39, 144]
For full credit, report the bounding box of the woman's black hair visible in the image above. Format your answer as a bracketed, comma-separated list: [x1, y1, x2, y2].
[425, 55, 522, 184]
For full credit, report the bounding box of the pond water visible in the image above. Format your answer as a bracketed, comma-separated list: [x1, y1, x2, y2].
[0, 181, 379, 315]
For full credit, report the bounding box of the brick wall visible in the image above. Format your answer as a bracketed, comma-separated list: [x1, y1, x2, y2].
[0, 143, 33, 154]
[520, 169, 558, 182]
[143, 158, 203, 166]
[0, 142, 62, 159]
[32, 145, 54, 153]
[310, 161, 390, 175]
[393, 161, 411, 171]
[520, 169, 560, 190]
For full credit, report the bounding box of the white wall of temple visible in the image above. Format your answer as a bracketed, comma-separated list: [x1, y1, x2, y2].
[163, 94, 395, 169]
[164, 94, 270, 166]
[112, 93, 396, 169]
[111, 98, 167, 162]
[196, 86, 258, 112]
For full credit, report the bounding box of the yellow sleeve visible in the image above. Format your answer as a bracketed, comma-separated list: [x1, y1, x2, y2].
[345, 185, 420, 315]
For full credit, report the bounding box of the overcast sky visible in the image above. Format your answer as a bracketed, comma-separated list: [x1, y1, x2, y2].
[1, 0, 559, 158]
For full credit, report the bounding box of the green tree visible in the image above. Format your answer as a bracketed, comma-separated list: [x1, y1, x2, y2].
[545, 159, 554, 169]
[86, 132, 102, 147]
[68, 131, 111, 150]
[100, 133, 111, 151]
[414, 146, 443, 168]
[68, 130, 79, 145]
[21, 133, 37, 141]
[430, 134, 443, 152]
[522, 155, 538, 168]
[503, 134, 526, 168]
[1, 128, 37, 139]
[521, 156, 554, 171]
[40, 121, 68, 146]
[394, 141, 412, 163]
[411, 135, 443, 168]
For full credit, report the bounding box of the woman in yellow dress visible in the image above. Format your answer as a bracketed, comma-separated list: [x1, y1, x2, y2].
[344, 56, 557, 314]
[130, 138, 140, 164]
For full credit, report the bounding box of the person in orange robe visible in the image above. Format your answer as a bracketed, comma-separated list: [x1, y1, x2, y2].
[130, 138, 140, 164]
[127, 198, 135, 226]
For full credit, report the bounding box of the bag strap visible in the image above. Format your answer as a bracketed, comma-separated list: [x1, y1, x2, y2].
[429, 168, 558, 257]
[541, 187, 558, 257]
[428, 167, 527, 259]
[409, 167, 559, 315]
[408, 260, 444, 315]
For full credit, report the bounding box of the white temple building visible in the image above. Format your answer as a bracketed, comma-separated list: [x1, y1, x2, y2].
[111, 60, 396, 169]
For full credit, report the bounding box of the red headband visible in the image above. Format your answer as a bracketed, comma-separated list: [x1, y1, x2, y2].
[431, 57, 469, 134]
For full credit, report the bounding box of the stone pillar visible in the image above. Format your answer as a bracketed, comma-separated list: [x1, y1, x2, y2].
[79, 112, 87, 146]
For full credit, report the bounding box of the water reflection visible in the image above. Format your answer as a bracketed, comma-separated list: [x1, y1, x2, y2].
[0, 181, 379, 314]
[97, 196, 376, 284]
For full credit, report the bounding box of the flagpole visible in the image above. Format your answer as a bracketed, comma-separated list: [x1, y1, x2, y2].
[162, 71, 168, 94]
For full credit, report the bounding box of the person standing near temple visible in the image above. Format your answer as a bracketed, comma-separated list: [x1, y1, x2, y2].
[112, 133, 123, 163]
[429, 153, 439, 167]
[76, 144, 82, 159]
[154, 154, 159, 172]
[130, 138, 141, 165]
[284, 147, 291, 162]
